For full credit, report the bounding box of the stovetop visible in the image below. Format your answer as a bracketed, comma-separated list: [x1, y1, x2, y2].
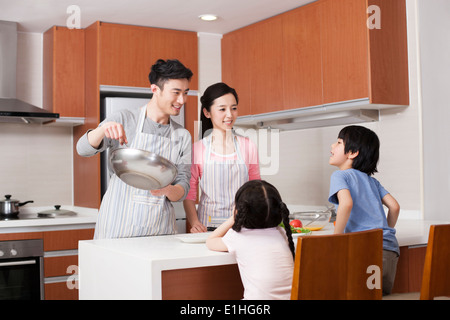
[0, 213, 52, 221]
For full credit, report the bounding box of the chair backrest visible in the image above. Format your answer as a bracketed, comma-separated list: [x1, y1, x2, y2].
[420, 224, 450, 300]
[291, 229, 383, 300]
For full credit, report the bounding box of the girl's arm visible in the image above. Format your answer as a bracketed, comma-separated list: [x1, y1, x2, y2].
[333, 189, 353, 234]
[382, 194, 400, 228]
[206, 215, 235, 252]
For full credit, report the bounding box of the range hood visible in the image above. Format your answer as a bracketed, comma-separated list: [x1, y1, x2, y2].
[0, 21, 59, 124]
[233, 98, 395, 131]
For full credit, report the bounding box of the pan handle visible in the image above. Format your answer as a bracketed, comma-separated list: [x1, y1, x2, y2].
[18, 200, 34, 206]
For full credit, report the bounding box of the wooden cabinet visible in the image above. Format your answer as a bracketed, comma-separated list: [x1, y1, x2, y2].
[282, 3, 323, 109]
[222, 25, 253, 116]
[74, 21, 199, 208]
[43, 228, 95, 300]
[321, 0, 409, 105]
[222, 0, 409, 116]
[391, 245, 427, 293]
[0, 228, 95, 300]
[320, 0, 369, 104]
[43, 26, 85, 118]
[222, 15, 283, 116]
[98, 22, 198, 88]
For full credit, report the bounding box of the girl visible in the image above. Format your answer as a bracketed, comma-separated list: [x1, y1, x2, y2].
[183, 82, 260, 233]
[206, 180, 295, 300]
[328, 125, 400, 295]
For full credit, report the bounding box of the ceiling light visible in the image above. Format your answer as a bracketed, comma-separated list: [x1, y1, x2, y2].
[199, 14, 218, 21]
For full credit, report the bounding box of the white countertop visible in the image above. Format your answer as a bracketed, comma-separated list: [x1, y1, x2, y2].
[78, 218, 449, 299]
[307, 219, 450, 246]
[0, 206, 98, 233]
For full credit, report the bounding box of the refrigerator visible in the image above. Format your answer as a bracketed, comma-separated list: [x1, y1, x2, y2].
[100, 97, 186, 233]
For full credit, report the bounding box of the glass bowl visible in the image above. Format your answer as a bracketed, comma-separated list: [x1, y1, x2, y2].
[289, 210, 332, 231]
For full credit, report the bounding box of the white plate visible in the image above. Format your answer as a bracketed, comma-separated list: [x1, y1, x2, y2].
[175, 233, 209, 243]
[291, 231, 312, 238]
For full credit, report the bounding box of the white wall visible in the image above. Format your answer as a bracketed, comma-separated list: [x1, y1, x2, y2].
[417, 0, 450, 220]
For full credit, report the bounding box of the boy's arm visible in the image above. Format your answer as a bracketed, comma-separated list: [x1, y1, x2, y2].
[382, 194, 400, 228]
[334, 189, 353, 234]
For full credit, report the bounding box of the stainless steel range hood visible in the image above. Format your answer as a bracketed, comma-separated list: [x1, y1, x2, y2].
[233, 98, 401, 131]
[0, 21, 59, 124]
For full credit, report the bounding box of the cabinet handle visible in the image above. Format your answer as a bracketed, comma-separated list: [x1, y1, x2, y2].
[0, 260, 36, 267]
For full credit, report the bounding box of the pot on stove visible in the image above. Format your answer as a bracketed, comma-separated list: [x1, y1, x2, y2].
[0, 194, 34, 216]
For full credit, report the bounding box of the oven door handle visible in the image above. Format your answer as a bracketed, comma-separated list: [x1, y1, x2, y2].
[0, 260, 36, 267]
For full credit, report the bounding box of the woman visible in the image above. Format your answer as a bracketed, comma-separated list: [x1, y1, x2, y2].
[183, 82, 260, 233]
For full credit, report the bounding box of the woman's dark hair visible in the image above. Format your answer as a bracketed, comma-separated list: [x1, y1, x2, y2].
[338, 125, 380, 176]
[148, 59, 193, 89]
[232, 180, 295, 260]
[200, 82, 238, 138]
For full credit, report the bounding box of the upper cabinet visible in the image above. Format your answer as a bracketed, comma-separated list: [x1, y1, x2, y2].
[43, 26, 85, 118]
[222, 0, 409, 116]
[96, 22, 198, 88]
[282, 3, 323, 109]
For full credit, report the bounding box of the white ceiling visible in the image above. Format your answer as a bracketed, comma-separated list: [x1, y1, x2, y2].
[0, 0, 314, 34]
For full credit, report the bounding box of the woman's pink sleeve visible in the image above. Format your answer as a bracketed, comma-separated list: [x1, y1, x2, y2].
[239, 136, 261, 180]
[248, 141, 261, 180]
[185, 141, 203, 201]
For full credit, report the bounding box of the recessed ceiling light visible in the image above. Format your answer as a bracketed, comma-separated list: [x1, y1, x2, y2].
[199, 14, 218, 21]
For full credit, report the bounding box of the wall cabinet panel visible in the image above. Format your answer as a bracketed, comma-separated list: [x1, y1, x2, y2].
[43, 26, 85, 118]
[222, 0, 409, 116]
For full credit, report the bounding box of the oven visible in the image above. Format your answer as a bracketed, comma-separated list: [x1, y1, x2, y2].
[0, 239, 44, 300]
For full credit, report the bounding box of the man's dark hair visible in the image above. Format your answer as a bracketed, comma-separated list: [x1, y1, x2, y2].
[148, 59, 193, 89]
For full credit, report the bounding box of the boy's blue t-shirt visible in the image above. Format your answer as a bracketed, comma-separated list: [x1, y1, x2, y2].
[328, 168, 399, 254]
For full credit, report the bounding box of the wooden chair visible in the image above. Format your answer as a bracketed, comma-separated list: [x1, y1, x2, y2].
[291, 229, 383, 300]
[420, 224, 450, 300]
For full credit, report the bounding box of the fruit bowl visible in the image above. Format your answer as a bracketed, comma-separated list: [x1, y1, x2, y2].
[289, 210, 332, 231]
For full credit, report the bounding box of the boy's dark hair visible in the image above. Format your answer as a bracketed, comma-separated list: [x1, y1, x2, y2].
[200, 82, 238, 138]
[148, 59, 193, 89]
[232, 180, 295, 260]
[338, 125, 380, 176]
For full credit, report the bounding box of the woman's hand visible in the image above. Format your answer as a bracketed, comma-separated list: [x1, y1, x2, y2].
[190, 221, 208, 233]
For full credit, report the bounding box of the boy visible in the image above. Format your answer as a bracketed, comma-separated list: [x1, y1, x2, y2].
[328, 125, 400, 295]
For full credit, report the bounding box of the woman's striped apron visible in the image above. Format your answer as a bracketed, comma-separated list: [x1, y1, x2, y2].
[94, 106, 179, 239]
[197, 133, 249, 228]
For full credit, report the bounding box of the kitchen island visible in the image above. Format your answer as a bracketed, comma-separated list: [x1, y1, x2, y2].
[78, 219, 449, 300]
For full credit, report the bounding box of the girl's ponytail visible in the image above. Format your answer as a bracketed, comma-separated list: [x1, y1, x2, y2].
[280, 202, 295, 260]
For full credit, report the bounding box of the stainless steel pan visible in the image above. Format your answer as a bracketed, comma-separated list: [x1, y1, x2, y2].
[109, 148, 177, 190]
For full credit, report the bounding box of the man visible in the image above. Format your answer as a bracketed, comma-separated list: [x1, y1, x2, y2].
[77, 59, 193, 239]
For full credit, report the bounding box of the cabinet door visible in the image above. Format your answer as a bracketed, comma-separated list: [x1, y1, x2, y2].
[43, 27, 85, 117]
[222, 28, 252, 116]
[320, 0, 369, 104]
[282, 3, 323, 109]
[98, 23, 198, 89]
[249, 16, 284, 114]
[43, 229, 95, 251]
